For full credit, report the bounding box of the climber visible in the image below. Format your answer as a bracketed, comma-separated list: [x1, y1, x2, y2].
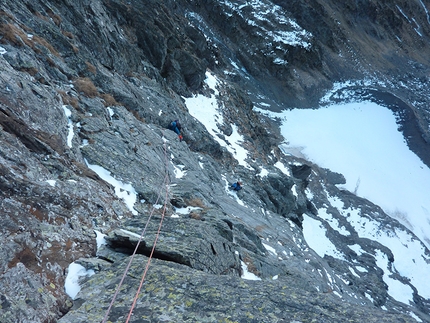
[168, 119, 183, 141]
[230, 181, 242, 191]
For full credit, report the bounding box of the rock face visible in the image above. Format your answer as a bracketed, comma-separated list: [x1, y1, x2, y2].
[0, 0, 430, 322]
[58, 257, 416, 323]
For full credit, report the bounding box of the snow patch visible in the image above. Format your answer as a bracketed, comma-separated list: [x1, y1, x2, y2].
[85, 160, 138, 215]
[62, 105, 74, 148]
[302, 214, 346, 261]
[65, 263, 95, 300]
[240, 260, 261, 281]
[184, 71, 252, 169]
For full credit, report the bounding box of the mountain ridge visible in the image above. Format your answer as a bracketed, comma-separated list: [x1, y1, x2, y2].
[0, 0, 430, 322]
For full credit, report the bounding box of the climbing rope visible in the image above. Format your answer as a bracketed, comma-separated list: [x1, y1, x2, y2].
[125, 177, 170, 322]
[102, 133, 171, 323]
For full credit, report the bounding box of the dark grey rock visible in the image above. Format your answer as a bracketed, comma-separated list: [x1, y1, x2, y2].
[0, 0, 430, 322]
[58, 256, 418, 323]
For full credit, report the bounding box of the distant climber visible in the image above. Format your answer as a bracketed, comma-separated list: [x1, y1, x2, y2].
[168, 119, 183, 141]
[230, 181, 242, 191]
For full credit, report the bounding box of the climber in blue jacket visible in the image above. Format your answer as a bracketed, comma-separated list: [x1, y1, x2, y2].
[230, 181, 242, 191]
[168, 119, 183, 141]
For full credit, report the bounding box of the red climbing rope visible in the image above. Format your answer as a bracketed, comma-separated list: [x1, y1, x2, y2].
[125, 176, 170, 322]
[102, 133, 171, 323]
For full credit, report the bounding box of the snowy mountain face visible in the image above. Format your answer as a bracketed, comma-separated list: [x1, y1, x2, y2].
[1, 0, 430, 322]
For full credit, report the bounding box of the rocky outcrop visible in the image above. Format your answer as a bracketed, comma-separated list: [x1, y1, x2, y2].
[1, 0, 430, 322]
[58, 256, 417, 323]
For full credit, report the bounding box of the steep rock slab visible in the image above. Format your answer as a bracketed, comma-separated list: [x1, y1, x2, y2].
[59, 256, 418, 323]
